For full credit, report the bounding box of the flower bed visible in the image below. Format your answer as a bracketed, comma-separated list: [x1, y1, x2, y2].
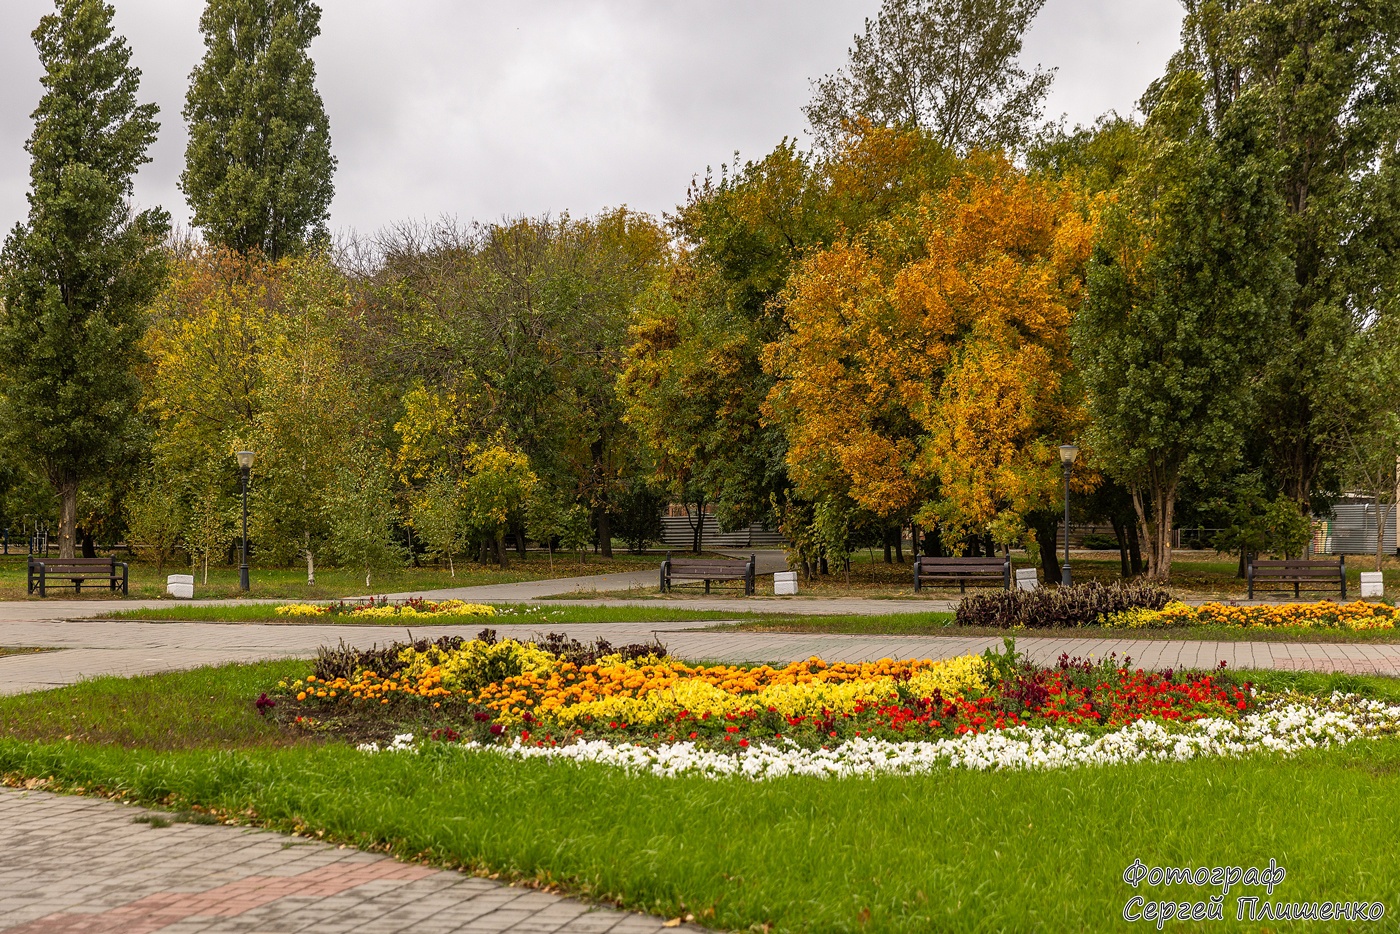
[955, 580, 1175, 629]
[1100, 600, 1397, 631]
[356, 694, 1400, 779]
[272, 633, 1253, 752]
[274, 598, 496, 619]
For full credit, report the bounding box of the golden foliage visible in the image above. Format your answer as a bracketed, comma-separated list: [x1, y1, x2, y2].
[765, 155, 1096, 545]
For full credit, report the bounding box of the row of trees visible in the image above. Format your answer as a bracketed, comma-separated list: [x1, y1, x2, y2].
[623, 0, 1400, 579]
[2, 0, 1399, 583]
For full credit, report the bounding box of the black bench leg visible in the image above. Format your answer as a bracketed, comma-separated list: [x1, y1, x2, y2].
[39, 574, 45, 599]
[1295, 582, 1300, 599]
[704, 579, 711, 595]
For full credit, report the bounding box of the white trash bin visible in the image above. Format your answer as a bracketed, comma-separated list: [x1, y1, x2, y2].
[774, 570, 798, 596]
[1360, 571, 1384, 598]
[167, 573, 194, 599]
[1014, 567, 1040, 592]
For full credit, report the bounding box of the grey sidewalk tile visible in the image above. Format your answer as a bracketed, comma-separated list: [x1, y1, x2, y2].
[0, 789, 683, 934]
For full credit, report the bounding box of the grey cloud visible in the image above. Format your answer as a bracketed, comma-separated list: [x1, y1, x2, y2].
[0, 0, 1183, 240]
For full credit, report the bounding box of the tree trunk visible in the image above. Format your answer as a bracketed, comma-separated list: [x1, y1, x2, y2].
[687, 501, 705, 554]
[515, 519, 527, 558]
[496, 533, 508, 569]
[1029, 513, 1060, 585]
[306, 548, 316, 586]
[55, 474, 78, 559]
[1132, 481, 1177, 580]
[1126, 520, 1143, 575]
[1378, 501, 1390, 573]
[1111, 518, 1129, 578]
[895, 530, 904, 564]
[596, 507, 612, 559]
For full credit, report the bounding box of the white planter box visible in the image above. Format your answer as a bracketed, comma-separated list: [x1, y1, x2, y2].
[1014, 568, 1040, 592]
[1360, 571, 1384, 598]
[774, 570, 798, 596]
[167, 574, 194, 599]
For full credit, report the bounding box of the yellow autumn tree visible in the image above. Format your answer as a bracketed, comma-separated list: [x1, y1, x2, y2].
[764, 155, 1096, 551]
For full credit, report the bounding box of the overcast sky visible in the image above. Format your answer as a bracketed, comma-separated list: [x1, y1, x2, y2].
[0, 1, 1184, 240]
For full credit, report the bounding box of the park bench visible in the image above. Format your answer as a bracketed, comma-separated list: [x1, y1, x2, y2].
[913, 555, 1011, 593]
[27, 556, 129, 598]
[1247, 555, 1346, 600]
[660, 553, 756, 595]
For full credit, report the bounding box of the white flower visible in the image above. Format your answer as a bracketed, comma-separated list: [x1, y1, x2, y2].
[357, 693, 1400, 780]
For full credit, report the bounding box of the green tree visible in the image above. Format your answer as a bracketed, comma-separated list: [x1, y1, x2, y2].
[372, 211, 665, 558]
[0, 0, 169, 559]
[1329, 318, 1400, 571]
[408, 475, 467, 576]
[124, 473, 185, 574]
[806, 0, 1053, 153]
[460, 445, 538, 569]
[185, 472, 232, 584]
[1076, 72, 1291, 580]
[248, 252, 357, 583]
[182, 0, 335, 259]
[326, 447, 404, 589]
[1170, 0, 1400, 509]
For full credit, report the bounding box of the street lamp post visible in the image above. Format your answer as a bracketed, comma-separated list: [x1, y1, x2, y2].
[1059, 444, 1079, 587]
[236, 450, 254, 591]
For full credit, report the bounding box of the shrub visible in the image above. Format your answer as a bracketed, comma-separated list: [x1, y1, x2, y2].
[954, 580, 1175, 629]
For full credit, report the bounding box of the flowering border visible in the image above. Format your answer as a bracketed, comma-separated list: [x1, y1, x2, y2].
[357, 695, 1400, 780]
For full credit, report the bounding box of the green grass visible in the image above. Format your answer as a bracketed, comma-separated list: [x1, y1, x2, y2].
[0, 646, 51, 657]
[0, 551, 660, 601]
[713, 617, 1400, 642]
[97, 602, 959, 631]
[3, 662, 1400, 931]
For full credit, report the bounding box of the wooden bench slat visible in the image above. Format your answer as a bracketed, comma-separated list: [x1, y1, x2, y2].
[660, 554, 756, 596]
[28, 556, 129, 598]
[1247, 556, 1345, 600]
[914, 556, 1010, 593]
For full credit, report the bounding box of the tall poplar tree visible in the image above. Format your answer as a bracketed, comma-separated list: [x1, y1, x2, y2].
[1075, 72, 1291, 580]
[182, 0, 335, 259]
[0, 0, 169, 559]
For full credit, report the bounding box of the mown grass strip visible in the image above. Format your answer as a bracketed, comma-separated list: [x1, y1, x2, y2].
[4, 733, 1400, 931]
[712, 618, 1400, 642]
[96, 602, 958, 630]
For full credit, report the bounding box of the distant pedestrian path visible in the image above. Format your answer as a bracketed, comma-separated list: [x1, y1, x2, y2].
[0, 613, 1396, 696]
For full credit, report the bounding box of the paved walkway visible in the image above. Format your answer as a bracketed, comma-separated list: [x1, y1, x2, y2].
[0, 787, 696, 933]
[2, 614, 1400, 695]
[380, 550, 793, 602]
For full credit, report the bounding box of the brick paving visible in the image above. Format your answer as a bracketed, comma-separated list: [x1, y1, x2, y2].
[2, 608, 1400, 694]
[0, 788, 694, 933]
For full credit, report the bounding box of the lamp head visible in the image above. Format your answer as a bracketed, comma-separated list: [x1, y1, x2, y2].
[236, 450, 254, 471]
[1059, 444, 1080, 468]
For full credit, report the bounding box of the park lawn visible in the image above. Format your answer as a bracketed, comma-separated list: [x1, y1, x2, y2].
[741, 550, 1400, 601]
[712, 617, 1400, 642]
[96, 602, 958, 630]
[2, 663, 1400, 932]
[0, 551, 659, 601]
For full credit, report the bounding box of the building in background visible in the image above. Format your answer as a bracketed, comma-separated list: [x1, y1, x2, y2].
[1313, 495, 1398, 556]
